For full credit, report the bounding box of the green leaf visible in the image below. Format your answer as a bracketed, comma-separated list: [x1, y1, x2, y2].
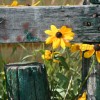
[56, 56, 69, 70]
[56, 73, 69, 88]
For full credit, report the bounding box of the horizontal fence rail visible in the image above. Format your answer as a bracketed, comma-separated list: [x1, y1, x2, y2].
[0, 6, 100, 43]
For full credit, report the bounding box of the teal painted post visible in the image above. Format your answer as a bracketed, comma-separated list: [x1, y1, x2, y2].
[83, 0, 100, 4]
[90, 0, 100, 4]
[5, 62, 51, 100]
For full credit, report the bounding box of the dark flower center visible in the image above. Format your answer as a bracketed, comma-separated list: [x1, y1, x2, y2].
[56, 32, 62, 38]
[94, 44, 100, 51]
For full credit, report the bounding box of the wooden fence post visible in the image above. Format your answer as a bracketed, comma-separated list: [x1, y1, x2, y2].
[82, 0, 100, 100]
[90, 0, 100, 4]
[5, 62, 51, 100]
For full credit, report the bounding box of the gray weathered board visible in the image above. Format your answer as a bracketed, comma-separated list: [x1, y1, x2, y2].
[0, 6, 100, 43]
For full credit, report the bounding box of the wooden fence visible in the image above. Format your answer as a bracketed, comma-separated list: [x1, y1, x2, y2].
[1, 0, 100, 99]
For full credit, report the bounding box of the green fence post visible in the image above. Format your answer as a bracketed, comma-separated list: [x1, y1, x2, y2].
[90, 0, 100, 4]
[5, 62, 51, 100]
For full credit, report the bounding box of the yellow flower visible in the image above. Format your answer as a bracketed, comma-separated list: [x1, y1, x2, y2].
[70, 43, 82, 57]
[71, 43, 81, 52]
[11, 0, 18, 6]
[42, 50, 52, 60]
[45, 25, 75, 49]
[78, 92, 87, 100]
[42, 50, 60, 63]
[80, 44, 100, 63]
[53, 59, 60, 63]
[79, 44, 94, 51]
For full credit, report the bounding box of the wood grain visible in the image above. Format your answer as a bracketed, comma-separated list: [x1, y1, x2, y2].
[5, 62, 51, 100]
[0, 6, 100, 43]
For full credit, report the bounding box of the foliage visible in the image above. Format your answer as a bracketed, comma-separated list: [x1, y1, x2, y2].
[44, 48, 82, 100]
[0, 72, 7, 100]
[0, 51, 7, 100]
[0, 0, 83, 6]
[38, 25, 82, 100]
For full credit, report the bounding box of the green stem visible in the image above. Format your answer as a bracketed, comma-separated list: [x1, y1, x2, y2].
[64, 76, 73, 100]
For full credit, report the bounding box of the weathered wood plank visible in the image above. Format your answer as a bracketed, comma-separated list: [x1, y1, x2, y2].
[82, 55, 100, 100]
[87, 61, 97, 100]
[0, 6, 100, 43]
[6, 67, 12, 100]
[5, 62, 51, 100]
[10, 67, 19, 100]
[18, 65, 36, 100]
[87, 59, 100, 100]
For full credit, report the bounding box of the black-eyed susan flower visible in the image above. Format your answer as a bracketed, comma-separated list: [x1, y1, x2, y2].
[78, 92, 87, 100]
[45, 25, 75, 49]
[42, 50, 60, 63]
[11, 0, 18, 6]
[70, 43, 82, 56]
[71, 43, 81, 52]
[42, 50, 53, 60]
[80, 44, 100, 63]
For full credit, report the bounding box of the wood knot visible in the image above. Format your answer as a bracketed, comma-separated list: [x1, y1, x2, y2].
[83, 22, 91, 26]
[93, 13, 98, 18]
[98, 27, 100, 31]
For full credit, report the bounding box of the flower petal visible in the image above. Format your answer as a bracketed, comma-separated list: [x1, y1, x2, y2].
[78, 92, 87, 100]
[71, 44, 80, 52]
[45, 36, 54, 44]
[51, 25, 58, 33]
[67, 32, 75, 37]
[11, 1, 18, 6]
[63, 31, 75, 37]
[80, 44, 94, 51]
[41, 55, 45, 59]
[52, 38, 60, 49]
[96, 51, 100, 63]
[64, 36, 73, 40]
[45, 30, 52, 35]
[61, 39, 66, 49]
[65, 42, 71, 47]
[60, 26, 72, 34]
[84, 50, 94, 58]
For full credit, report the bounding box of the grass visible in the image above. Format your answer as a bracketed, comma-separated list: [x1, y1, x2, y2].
[0, 0, 83, 5]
